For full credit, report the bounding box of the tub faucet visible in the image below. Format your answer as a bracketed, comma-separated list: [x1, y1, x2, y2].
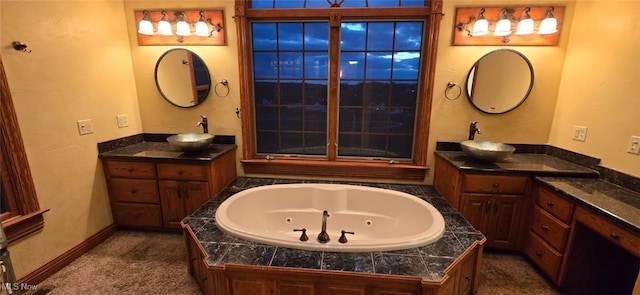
[317, 210, 330, 243]
[197, 115, 208, 133]
[468, 121, 481, 140]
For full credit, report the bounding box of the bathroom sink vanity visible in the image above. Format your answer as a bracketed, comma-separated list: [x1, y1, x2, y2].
[99, 138, 237, 230]
[434, 150, 640, 294]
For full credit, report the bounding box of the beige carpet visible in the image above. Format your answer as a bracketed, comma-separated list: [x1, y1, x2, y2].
[31, 230, 562, 295]
[477, 251, 562, 295]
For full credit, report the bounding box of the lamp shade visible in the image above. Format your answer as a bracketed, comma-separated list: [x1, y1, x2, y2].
[138, 20, 154, 35]
[176, 21, 191, 36]
[494, 19, 512, 36]
[472, 19, 489, 36]
[538, 17, 558, 34]
[195, 21, 209, 36]
[516, 18, 534, 35]
[157, 20, 172, 35]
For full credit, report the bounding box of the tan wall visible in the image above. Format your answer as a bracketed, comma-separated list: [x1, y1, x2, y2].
[549, 0, 640, 178]
[1, 1, 141, 278]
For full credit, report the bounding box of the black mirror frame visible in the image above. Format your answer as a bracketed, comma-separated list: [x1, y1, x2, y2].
[465, 49, 534, 114]
[154, 48, 212, 108]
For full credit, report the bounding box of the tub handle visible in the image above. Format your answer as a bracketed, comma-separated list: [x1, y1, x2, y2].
[339, 230, 355, 244]
[293, 228, 309, 242]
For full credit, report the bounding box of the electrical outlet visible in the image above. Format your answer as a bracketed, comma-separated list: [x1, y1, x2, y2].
[116, 114, 128, 128]
[572, 126, 588, 142]
[627, 136, 640, 155]
[77, 119, 93, 135]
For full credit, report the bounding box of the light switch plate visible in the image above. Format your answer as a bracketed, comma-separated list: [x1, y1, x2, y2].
[77, 119, 93, 135]
[572, 126, 588, 142]
[116, 114, 128, 128]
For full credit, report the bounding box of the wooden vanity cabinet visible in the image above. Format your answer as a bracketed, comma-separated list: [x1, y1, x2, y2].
[103, 149, 236, 230]
[103, 160, 163, 229]
[523, 185, 574, 284]
[434, 155, 529, 250]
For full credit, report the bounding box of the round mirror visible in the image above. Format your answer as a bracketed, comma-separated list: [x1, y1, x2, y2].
[465, 49, 534, 114]
[155, 49, 211, 108]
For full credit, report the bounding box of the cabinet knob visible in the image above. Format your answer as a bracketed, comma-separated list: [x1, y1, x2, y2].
[541, 225, 549, 231]
[492, 183, 499, 188]
[535, 251, 542, 257]
[546, 201, 554, 206]
[610, 232, 620, 240]
[130, 189, 138, 194]
[178, 170, 184, 175]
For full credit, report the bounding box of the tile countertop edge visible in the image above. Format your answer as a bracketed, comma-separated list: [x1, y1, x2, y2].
[535, 177, 640, 234]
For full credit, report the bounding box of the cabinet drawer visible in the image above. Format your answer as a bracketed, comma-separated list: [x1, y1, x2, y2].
[157, 163, 208, 181]
[574, 206, 640, 258]
[523, 231, 562, 282]
[111, 203, 163, 228]
[106, 161, 156, 179]
[536, 187, 574, 223]
[462, 174, 528, 194]
[109, 178, 159, 204]
[530, 206, 570, 252]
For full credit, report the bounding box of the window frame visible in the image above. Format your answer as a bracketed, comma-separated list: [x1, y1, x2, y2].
[0, 55, 49, 244]
[234, 0, 443, 180]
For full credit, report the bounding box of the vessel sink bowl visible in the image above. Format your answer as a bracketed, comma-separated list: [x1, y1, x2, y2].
[167, 133, 214, 152]
[460, 140, 515, 162]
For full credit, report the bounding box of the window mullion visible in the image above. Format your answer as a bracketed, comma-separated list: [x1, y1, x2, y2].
[327, 13, 341, 161]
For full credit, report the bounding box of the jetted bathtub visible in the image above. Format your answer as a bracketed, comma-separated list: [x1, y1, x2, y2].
[215, 183, 445, 252]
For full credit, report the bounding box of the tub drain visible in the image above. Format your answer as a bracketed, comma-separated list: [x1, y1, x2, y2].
[365, 220, 373, 227]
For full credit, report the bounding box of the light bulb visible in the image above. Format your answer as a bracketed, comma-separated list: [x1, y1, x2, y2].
[176, 21, 191, 36]
[157, 20, 172, 35]
[516, 18, 534, 35]
[195, 21, 209, 36]
[494, 19, 512, 36]
[539, 17, 558, 34]
[138, 20, 154, 35]
[472, 19, 489, 36]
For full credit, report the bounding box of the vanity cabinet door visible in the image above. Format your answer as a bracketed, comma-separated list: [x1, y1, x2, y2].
[159, 180, 209, 229]
[461, 194, 523, 249]
[460, 194, 492, 233]
[486, 195, 524, 249]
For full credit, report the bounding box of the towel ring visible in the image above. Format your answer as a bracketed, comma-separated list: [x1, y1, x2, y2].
[214, 79, 230, 97]
[444, 81, 462, 100]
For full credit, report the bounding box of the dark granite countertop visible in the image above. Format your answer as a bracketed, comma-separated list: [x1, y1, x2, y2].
[535, 177, 640, 234]
[183, 177, 485, 281]
[435, 151, 599, 177]
[98, 141, 236, 162]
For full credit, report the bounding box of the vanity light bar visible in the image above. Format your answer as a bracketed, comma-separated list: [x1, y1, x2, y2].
[453, 6, 564, 46]
[134, 9, 226, 46]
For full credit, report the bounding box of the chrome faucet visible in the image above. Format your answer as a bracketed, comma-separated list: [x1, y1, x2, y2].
[468, 121, 481, 140]
[317, 210, 330, 243]
[197, 115, 208, 133]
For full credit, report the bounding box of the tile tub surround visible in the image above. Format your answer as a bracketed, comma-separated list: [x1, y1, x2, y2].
[183, 177, 484, 280]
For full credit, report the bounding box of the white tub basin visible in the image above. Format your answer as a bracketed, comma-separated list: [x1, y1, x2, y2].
[214, 183, 445, 252]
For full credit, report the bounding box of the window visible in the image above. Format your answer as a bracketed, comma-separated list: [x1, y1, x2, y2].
[236, 0, 443, 180]
[1, 55, 48, 244]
